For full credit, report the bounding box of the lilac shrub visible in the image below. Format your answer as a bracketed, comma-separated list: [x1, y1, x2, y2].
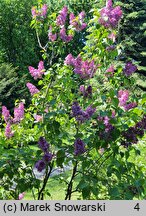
[1, 1, 146, 200]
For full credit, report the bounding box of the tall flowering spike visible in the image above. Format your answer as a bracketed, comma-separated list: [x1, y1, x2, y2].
[60, 27, 73, 42]
[28, 61, 45, 80]
[26, 82, 39, 96]
[5, 123, 14, 138]
[118, 90, 129, 107]
[2, 106, 11, 123]
[48, 26, 57, 42]
[74, 138, 86, 156]
[38, 137, 49, 152]
[123, 62, 137, 76]
[56, 6, 68, 26]
[35, 160, 46, 172]
[13, 102, 24, 123]
[99, 2, 122, 28]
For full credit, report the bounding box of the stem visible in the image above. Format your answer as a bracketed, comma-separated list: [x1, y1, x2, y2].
[65, 161, 78, 200]
[36, 30, 47, 52]
[38, 162, 54, 200]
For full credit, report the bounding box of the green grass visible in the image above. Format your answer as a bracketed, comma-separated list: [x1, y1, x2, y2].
[24, 171, 81, 200]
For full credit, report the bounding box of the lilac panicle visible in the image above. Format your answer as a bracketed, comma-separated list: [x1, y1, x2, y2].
[74, 138, 86, 156]
[38, 137, 49, 152]
[123, 62, 137, 76]
[5, 123, 14, 138]
[60, 27, 73, 42]
[72, 102, 95, 123]
[35, 160, 46, 172]
[28, 61, 45, 80]
[64, 54, 97, 79]
[43, 152, 53, 163]
[99, 1, 122, 29]
[2, 106, 11, 123]
[118, 90, 129, 107]
[13, 102, 24, 123]
[26, 82, 39, 95]
[56, 6, 68, 26]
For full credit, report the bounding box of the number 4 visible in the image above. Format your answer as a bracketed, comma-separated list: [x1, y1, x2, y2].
[134, 203, 140, 211]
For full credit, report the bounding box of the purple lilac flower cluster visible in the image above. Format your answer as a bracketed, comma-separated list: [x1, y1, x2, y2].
[31, 4, 48, 18]
[71, 102, 96, 123]
[118, 90, 137, 111]
[121, 115, 146, 147]
[2, 103, 24, 138]
[123, 62, 137, 76]
[79, 85, 92, 97]
[48, 6, 87, 42]
[98, 0, 122, 29]
[26, 82, 40, 96]
[106, 65, 115, 77]
[35, 137, 53, 172]
[74, 138, 86, 156]
[64, 54, 97, 79]
[98, 115, 115, 141]
[69, 11, 87, 31]
[28, 61, 45, 80]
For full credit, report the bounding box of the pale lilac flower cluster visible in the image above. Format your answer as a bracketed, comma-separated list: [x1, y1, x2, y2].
[2, 106, 11, 123]
[26, 82, 40, 96]
[5, 123, 14, 138]
[31, 4, 48, 18]
[28, 61, 45, 80]
[69, 11, 87, 31]
[34, 114, 43, 122]
[64, 54, 97, 79]
[98, 0, 122, 29]
[74, 138, 86, 156]
[35, 137, 53, 172]
[2, 103, 24, 138]
[106, 65, 115, 76]
[123, 62, 137, 76]
[108, 32, 116, 43]
[71, 102, 96, 123]
[18, 192, 25, 200]
[56, 6, 68, 26]
[118, 90, 129, 106]
[48, 6, 87, 43]
[118, 90, 137, 111]
[60, 27, 73, 42]
[13, 102, 24, 123]
[98, 115, 115, 141]
[79, 85, 92, 97]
